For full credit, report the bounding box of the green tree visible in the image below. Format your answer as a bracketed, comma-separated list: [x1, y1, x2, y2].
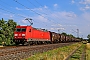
[0, 18, 6, 45]
[0, 18, 17, 45]
[61, 32, 67, 36]
[87, 34, 90, 43]
[68, 34, 73, 37]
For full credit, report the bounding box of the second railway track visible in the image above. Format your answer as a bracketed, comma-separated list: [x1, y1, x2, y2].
[65, 43, 86, 60]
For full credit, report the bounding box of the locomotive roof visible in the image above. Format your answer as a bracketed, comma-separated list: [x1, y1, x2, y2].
[33, 27, 48, 32]
[16, 25, 31, 27]
[16, 26, 48, 32]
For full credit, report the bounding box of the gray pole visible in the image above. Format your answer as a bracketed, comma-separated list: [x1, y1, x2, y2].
[58, 29, 60, 33]
[77, 29, 79, 38]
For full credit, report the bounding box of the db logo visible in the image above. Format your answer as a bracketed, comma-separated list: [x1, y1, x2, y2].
[19, 34, 21, 36]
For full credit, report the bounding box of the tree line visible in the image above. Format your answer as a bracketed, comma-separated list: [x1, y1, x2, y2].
[87, 34, 90, 43]
[0, 18, 17, 45]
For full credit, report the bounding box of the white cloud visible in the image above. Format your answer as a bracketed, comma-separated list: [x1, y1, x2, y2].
[81, 12, 90, 21]
[53, 4, 58, 7]
[51, 24, 62, 27]
[2, 13, 15, 19]
[71, 0, 75, 4]
[31, 6, 48, 11]
[44, 5, 48, 9]
[9, 15, 14, 18]
[52, 11, 77, 19]
[32, 7, 43, 11]
[33, 15, 48, 22]
[79, 0, 90, 4]
[15, 7, 30, 11]
[16, 7, 22, 10]
[50, 27, 65, 30]
[80, 5, 90, 11]
[63, 25, 77, 27]
[31, 6, 49, 15]
[85, 5, 90, 9]
[21, 20, 27, 24]
[56, 28, 65, 30]
[65, 12, 77, 18]
[70, 0, 90, 11]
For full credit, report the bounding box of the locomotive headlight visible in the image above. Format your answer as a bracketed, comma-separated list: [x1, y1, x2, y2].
[22, 34, 25, 36]
[14, 34, 18, 36]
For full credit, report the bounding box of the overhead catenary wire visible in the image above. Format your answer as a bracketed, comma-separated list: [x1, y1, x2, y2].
[13, 0, 57, 25]
[0, 6, 47, 27]
[23, 0, 64, 31]
[33, 0, 65, 30]
[27, 0, 59, 24]
[34, 0, 63, 23]
[0, 0, 48, 27]
[0, 0, 64, 32]
[13, 0, 64, 31]
[0, 0, 27, 18]
[0, 1, 52, 30]
[27, 0, 47, 15]
[13, 0, 51, 27]
[13, 0, 44, 18]
[0, 0, 32, 18]
[0, 7, 26, 18]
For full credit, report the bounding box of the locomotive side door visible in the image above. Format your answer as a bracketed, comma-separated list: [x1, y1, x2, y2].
[26, 27, 33, 41]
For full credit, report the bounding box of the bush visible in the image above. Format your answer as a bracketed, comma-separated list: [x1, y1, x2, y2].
[88, 39, 90, 43]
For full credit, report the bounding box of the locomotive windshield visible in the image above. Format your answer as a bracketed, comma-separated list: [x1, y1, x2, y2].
[16, 28, 21, 32]
[22, 28, 26, 32]
[16, 28, 26, 32]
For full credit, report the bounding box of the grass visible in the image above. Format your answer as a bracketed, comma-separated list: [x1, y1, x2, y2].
[24, 43, 81, 60]
[86, 43, 90, 60]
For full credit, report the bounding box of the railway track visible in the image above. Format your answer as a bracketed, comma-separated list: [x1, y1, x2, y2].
[0, 42, 76, 60]
[65, 44, 86, 60]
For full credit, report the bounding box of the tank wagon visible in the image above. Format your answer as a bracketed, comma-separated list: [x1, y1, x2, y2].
[13, 26, 80, 45]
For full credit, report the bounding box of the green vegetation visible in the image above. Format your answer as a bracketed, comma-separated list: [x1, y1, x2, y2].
[86, 43, 90, 60]
[61, 32, 75, 38]
[0, 18, 17, 46]
[87, 34, 90, 43]
[25, 43, 81, 60]
[69, 44, 86, 60]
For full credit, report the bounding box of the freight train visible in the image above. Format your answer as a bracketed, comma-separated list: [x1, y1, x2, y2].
[13, 26, 80, 45]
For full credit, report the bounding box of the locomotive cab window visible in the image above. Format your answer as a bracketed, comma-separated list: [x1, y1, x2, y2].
[16, 28, 26, 32]
[16, 28, 21, 32]
[21, 28, 26, 32]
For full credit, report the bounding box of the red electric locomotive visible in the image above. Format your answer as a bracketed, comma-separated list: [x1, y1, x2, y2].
[14, 26, 51, 45]
[14, 25, 81, 45]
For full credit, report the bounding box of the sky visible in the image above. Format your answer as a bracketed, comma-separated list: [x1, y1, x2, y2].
[0, 0, 90, 39]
